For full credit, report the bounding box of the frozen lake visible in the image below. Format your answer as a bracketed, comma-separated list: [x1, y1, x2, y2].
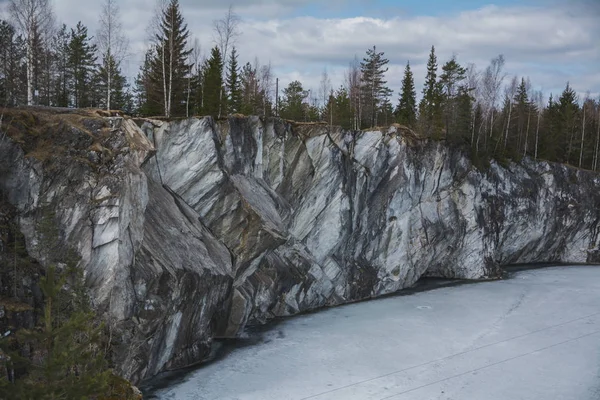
[147, 266, 600, 400]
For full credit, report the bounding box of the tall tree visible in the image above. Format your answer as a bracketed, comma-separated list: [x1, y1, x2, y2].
[395, 61, 417, 128]
[558, 82, 579, 164]
[8, 0, 54, 105]
[96, 54, 130, 111]
[201, 46, 224, 118]
[345, 56, 362, 130]
[213, 5, 240, 68]
[0, 20, 26, 106]
[280, 80, 307, 121]
[439, 56, 467, 138]
[51, 24, 70, 107]
[419, 46, 443, 137]
[68, 22, 97, 108]
[96, 0, 129, 111]
[360, 46, 392, 128]
[319, 68, 331, 111]
[226, 46, 241, 114]
[149, 0, 192, 117]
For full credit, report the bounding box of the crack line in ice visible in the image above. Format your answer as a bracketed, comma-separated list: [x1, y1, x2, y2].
[379, 329, 600, 399]
[299, 311, 600, 400]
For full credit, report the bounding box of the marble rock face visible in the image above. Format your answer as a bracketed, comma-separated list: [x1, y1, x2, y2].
[1, 114, 598, 383]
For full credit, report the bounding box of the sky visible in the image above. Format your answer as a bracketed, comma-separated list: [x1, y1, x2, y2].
[1, 0, 599, 105]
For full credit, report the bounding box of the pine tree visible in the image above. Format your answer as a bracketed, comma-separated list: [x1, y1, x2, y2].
[201, 46, 224, 118]
[280, 80, 307, 121]
[68, 22, 97, 108]
[395, 61, 417, 128]
[439, 56, 467, 138]
[240, 61, 262, 115]
[149, 0, 192, 117]
[226, 46, 242, 114]
[360, 46, 392, 128]
[419, 46, 443, 138]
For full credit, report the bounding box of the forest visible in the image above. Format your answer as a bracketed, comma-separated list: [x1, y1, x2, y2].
[1, 0, 599, 171]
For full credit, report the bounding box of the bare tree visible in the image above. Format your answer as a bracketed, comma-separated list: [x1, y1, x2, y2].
[186, 37, 201, 117]
[465, 63, 479, 145]
[579, 94, 590, 168]
[259, 61, 274, 117]
[483, 55, 506, 139]
[503, 75, 518, 150]
[345, 56, 362, 130]
[213, 5, 241, 68]
[534, 90, 544, 160]
[97, 0, 129, 111]
[593, 99, 600, 171]
[522, 78, 533, 157]
[9, 0, 54, 105]
[319, 68, 331, 110]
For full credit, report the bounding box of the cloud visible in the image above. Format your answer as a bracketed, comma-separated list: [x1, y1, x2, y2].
[5, 0, 600, 103]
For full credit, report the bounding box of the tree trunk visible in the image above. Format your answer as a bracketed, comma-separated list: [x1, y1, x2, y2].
[579, 105, 586, 168]
[594, 108, 600, 171]
[523, 107, 531, 157]
[535, 109, 541, 160]
[504, 102, 512, 150]
[26, 35, 34, 105]
[161, 46, 168, 117]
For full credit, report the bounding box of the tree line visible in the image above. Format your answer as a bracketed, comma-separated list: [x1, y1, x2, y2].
[1, 0, 599, 171]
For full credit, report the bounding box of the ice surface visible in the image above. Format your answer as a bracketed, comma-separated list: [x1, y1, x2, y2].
[149, 266, 600, 400]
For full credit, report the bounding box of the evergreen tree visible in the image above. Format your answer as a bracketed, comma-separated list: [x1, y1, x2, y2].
[51, 24, 70, 107]
[201, 46, 224, 118]
[226, 46, 242, 114]
[68, 22, 97, 108]
[280, 80, 307, 121]
[0, 20, 26, 107]
[439, 56, 467, 138]
[419, 46, 443, 138]
[96, 54, 130, 111]
[558, 83, 580, 164]
[148, 0, 192, 117]
[360, 46, 392, 128]
[240, 61, 266, 116]
[395, 61, 417, 128]
[133, 47, 161, 116]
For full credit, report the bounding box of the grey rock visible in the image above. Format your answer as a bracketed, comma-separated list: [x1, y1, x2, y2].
[1, 114, 599, 384]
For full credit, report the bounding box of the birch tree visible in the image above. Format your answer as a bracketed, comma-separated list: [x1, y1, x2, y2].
[319, 68, 331, 110]
[593, 100, 600, 171]
[148, 0, 191, 117]
[213, 5, 240, 67]
[9, 0, 54, 106]
[97, 0, 128, 111]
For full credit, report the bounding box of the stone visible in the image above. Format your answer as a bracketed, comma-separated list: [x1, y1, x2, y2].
[1, 111, 599, 384]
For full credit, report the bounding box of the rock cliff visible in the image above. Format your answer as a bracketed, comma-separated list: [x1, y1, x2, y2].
[1, 109, 599, 383]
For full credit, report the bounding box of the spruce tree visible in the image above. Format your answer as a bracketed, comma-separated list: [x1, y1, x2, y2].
[201, 46, 224, 118]
[419, 46, 443, 138]
[439, 56, 467, 138]
[395, 61, 417, 128]
[558, 82, 580, 164]
[280, 80, 307, 121]
[360, 46, 392, 128]
[226, 46, 242, 114]
[149, 0, 192, 117]
[68, 22, 97, 108]
[97, 54, 130, 111]
[134, 48, 161, 116]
